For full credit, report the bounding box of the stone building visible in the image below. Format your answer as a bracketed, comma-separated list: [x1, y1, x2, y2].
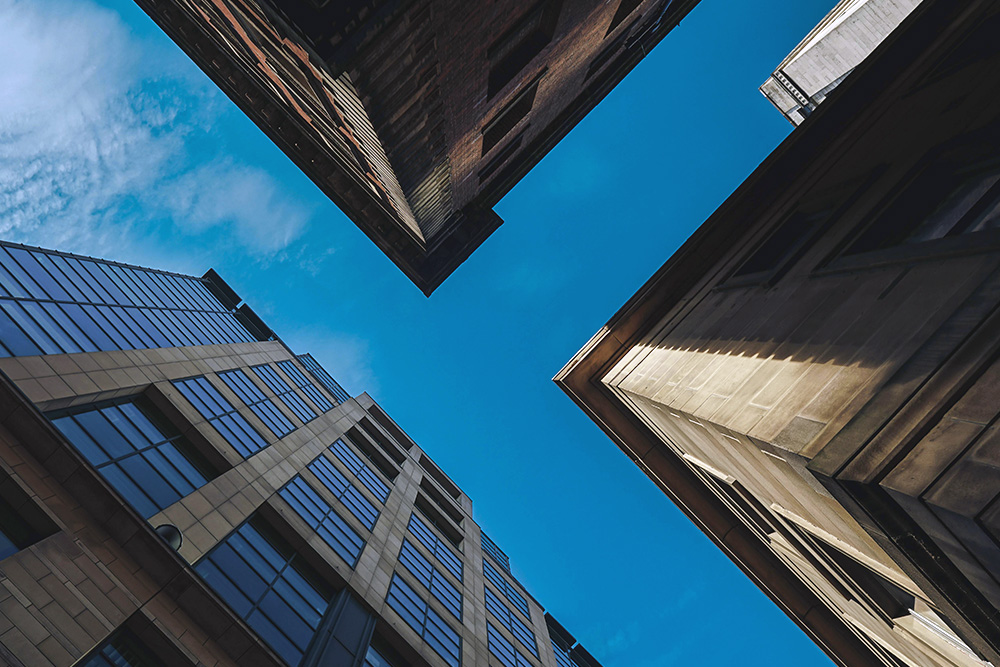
[0, 240, 601, 667]
[760, 0, 920, 125]
[130, 0, 699, 294]
[558, 1, 1000, 665]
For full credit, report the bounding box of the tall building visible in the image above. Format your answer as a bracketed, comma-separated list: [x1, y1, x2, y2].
[0, 240, 602, 667]
[759, 0, 920, 125]
[129, 0, 700, 294]
[558, 1, 1000, 665]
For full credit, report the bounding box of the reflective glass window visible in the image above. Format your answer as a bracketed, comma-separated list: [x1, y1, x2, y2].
[173, 376, 270, 457]
[251, 364, 318, 423]
[308, 455, 378, 529]
[294, 354, 350, 405]
[484, 559, 530, 619]
[79, 628, 168, 667]
[219, 369, 295, 438]
[0, 493, 49, 561]
[275, 360, 335, 411]
[482, 531, 511, 573]
[51, 399, 217, 519]
[385, 575, 461, 667]
[279, 476, 365, 566]
[330, 439, 389, 503]
[485, 586, 537, 656]
[196, 518, 333, 666]
[407, 514, 462, 581]
[487, 623, 533, 667]
[398, 539, 462, 620]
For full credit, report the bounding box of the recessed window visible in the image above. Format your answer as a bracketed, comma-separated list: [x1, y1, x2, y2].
[51, 398, 219, 519]
[0, 490, 54, 561]
[485, 585, 538, 656]
[279, 475, 366, 565]
[219, 369, 296, 438]
[330, 439, 391, 503]
[487, 0, 562, 97]
[251, 364, 319, 423]
[398, 538, 462, 620]
[482, 73, 544, 155]
[606, 0, 643, 36]
[479, 130, 526, 184]
[483, 558, 530, 619]
[196, 516, 335, 667]
[487, 622, 534, 667]
[172, 376, 271, 458]
[385, 575, 461, 667]
[846, 159, 1000, 255]
[408, 513, 463, 580]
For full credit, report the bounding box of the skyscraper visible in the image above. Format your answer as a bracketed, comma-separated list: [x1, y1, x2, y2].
[559, 0, 1000, 665]
[0, 240, 601, 667]
[129, 0, 700, 294]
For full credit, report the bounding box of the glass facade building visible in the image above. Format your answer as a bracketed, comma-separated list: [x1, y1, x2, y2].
[0, 240, 606, 667]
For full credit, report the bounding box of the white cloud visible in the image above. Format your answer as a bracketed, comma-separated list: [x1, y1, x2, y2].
[0, 0, 313, 259]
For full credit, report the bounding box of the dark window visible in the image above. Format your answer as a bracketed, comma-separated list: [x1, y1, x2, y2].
[606, 0, 642, 36]
[485, 586, 537, 656]
[847, 159, 1000, 255]
[279, 476, 366, 565]
[0, 493, 52, 561]
[295, 353, 350, 404]
[408, 513, 463, 581]
[308, 455, 379, 530]
[481, 531, 511, 573]
[172, 376, 270, 458]
[484, 558, 530, 619]
[252, 364, 318, 423]
[487, 0, 562, 97]
[78, 628, 168, 667]
[729, 207, 831, 282]
[551, 639, 577, 667]
[219, 369, 296, 438]
[330, 439, 390, 503]
[276, 360, 336, 412]
[479, 131, 526, 184]
[51, 398, 217, 519]
[482, 73, 543, 155]
[487, 622, 533, 667]
[398, 539, 462, 620]
[196, 517, 334, 666]
[385, 575, 461, 667]
[586, 20, 636, 81]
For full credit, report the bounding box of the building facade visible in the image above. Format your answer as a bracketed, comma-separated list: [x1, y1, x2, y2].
[0, 240, 601, 667]
[558, 1, 1000, 665]
[129, 0, 700, 294]
[759, 0, 920, 125]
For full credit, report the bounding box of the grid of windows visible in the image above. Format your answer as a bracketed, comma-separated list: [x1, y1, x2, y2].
[487, 622, 534, 667]
[172, 377, 270, 457]
[0, 243, 255, 358]
[0, 494, 49, 561]
[296, 353, 351, 404]
[279, 476, 365, 565]
[308, 455, 379, 530]
[485, 586, 537, 656]
[408, 513, 463, 580]
[276, 359, 336, 411]
[330, 439, 390, 503]
[218, 369, 295, 438]
[196, 518, 333, 667]
[398, 539, 462, 620]
[551, 641, 577, 667]
[484, 558, 530, 619]
[79, 629, 165, 667]
[252, 364, 318, 423]
[482, 531, 512, 573]
[52, 399, 216, 519]
[385, 575, 461, 667]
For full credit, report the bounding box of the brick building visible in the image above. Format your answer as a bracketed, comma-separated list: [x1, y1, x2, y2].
[129, 0, 700, 294]
[558, 1, 1000, 665]
[0, 240, 602, 667]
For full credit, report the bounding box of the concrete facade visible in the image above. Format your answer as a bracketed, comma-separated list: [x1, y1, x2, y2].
[0, 240, 599, 667]
[559, 1, 1000, 665]
[129, 0, 701, 294]
[760, 0, 920, 125]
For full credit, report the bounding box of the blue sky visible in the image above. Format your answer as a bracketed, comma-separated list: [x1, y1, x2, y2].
[0, 0, 840, 664]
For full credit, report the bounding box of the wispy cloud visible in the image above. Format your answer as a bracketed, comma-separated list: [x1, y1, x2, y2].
[0, 0, 313, 261]
[282, 326, 378, 398]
